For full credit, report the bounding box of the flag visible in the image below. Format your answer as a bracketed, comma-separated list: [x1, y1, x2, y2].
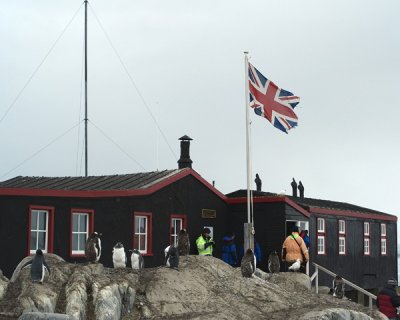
[248, 63, 300, 133]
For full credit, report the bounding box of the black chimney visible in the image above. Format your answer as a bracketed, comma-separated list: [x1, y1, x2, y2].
[178, 135, 193, 169]
[298, 181, 304, 198]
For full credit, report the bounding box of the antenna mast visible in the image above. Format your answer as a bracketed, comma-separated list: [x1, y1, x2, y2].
[84, 0, 88, 176]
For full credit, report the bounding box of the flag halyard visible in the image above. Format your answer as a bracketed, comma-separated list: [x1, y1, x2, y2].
[248, 63, 299, 133]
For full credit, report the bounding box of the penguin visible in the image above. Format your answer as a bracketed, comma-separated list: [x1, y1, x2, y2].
[85, 231, 102, 262]
[177, 229, 190, 256]
[267, 251, 280, 273]
[165, 246, 179, 270]
[288, 259, 301, 272]
[130, 249, 144, 269]
[333, 275, 345, 298]
[241, 248, 256, 278]
[21, 249, 50, 284]
[112, 242, 126, 268]
[164, 245, 171, 266]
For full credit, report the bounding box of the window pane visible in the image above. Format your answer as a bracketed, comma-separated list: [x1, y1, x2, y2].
[140, 218, 146, 233]
[72, 214, 79, 232]
[31, 211, 38, 230]
[30, 232, 37, 250]
[38, 211, 47, 230]
[79, 234, 86, 251]
[134, 234, 139, 249]
[139, 235, 146, 251]
[80, 214, 87, 232]
[38, 231, 46, 250]
[72, 233, 79, 250]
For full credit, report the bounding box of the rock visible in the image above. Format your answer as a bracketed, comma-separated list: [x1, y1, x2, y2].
[0, 269, 9, 300]
[299, 308, 377, 320]
[317, 286, 332, 294]
[267, 270, 311, 291]
[18, 311, 72, 319]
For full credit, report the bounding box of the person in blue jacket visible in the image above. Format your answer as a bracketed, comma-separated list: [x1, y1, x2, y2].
[221, 232, 238, 267]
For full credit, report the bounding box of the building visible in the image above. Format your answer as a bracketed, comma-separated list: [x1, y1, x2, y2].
[0, 138, 397, 297]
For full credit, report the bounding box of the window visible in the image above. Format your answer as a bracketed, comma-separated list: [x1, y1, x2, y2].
[364, 222, 370, 236]
[170, 214, 187, 246]
[363, 222, 370, 255]
[29, 206, 54, 255]
[317, 218, 325, 233]
[364, 238, 370, 255]
[338, 220, 346, 255]
[133, 212, 152, 255]
[338, 220, 345, 234]
[317, 218, 325, 255]
[381, 223, 387, 255]
[70, 209, 94, 256]
[317, 236, 325, 254]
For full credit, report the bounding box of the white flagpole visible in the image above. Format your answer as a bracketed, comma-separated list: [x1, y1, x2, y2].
[244, 52, 251, 226]
[244, 52, 254, 252]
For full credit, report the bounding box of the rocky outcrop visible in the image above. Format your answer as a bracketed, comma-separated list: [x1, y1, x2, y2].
[0, 254, 385, 319]
[0, 269, 8, 300]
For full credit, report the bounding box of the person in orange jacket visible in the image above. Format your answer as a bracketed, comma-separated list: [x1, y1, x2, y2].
[281, 226, 309, 271]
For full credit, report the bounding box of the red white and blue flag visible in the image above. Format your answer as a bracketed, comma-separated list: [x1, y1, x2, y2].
[248, 63, 300, 133]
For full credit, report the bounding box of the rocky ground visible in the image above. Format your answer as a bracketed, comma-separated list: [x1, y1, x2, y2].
[0, 254, 387, 319]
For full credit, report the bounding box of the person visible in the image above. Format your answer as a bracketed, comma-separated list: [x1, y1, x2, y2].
[376, 278, 400, 320]
[281, 226, 309, 271]
[196, 227, 215, 256]
[221, 232, 238, 266]
[300, 230, 310, 249]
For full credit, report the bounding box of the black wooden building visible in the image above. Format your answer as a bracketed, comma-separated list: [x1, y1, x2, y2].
[0, 138, 397, 294]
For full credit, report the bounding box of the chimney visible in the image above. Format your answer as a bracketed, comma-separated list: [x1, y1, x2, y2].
[298, 181, 304, 198]
[178, 135, 193, 169]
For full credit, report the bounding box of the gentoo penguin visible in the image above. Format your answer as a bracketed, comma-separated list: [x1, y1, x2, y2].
[165, 246, 179, 270]
[267, 251, 280, 273]
[333, 275, 345, 298]
[164, 245, 171, 266]
[112, 242, 126, 268]
[85, 231, 102, 262]
[288, 259, 301, 272]
[241, 248, 256, 278]
[177, 229, 190, 256]
[21, 249, 50, 284]
[130, 249, 144, 269]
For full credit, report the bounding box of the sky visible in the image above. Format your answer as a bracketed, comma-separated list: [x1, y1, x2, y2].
[0, 1, 399, 223]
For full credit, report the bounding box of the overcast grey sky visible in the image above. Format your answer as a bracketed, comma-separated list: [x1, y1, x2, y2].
[0, 1, 399, 220]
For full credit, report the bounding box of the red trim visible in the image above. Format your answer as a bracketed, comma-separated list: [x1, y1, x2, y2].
[338, 220, 346, 255]
[0, 169, 227, 200]
[317, 218, 326, 255]
[381, 223, 388, 256]
[28, 205, 54, 256]
[227, 196, 311, 218]
[69, 209, 94, 258]
[309, 207, 397, 222]
[132, 212, 153, 256]
[169, 214, 187, 245]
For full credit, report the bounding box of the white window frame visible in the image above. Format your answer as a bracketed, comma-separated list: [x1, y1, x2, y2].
[381, 223, 387, 236]
[364, 222, 370, 236]
[339, 236, 346, 255]
[381, 238, 387, 255]
[71, 212, 89, 255]
[30, 209, 49, 254]
[364, 238, 370, 255]
[317, 218, 325, 233]
[135, 215, 148, 254]
[338, 220, 345, 234]
[317, 235, 325, 254]
[171, 218, 183, 247]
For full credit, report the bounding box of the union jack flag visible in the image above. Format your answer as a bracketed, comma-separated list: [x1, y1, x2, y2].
[248, 63, 300, 133]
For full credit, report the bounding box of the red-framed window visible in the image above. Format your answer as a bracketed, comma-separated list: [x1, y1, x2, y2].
[338, 220, 346, 255]
[133, 212, 152, 256]
[28, 205, 54, 255]
[381, 223, 387, 256]
[317, 218, 325, 255]
[363, 222, 370, 255]
[70, 209, 94, 257]
[170, 214, 187, 246]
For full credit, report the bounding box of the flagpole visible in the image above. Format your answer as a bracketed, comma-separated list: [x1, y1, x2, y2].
[244, 52, 254, 252]
[84, 0, 88, 177]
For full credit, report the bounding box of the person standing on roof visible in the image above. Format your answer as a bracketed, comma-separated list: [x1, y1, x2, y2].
[376, 278, 400, 320]
[196, 228, 215, 256]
